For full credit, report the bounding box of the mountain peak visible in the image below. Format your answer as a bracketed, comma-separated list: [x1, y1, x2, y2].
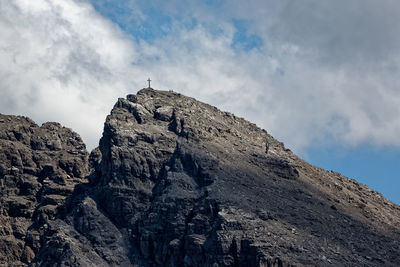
[1, 90, 399, 266]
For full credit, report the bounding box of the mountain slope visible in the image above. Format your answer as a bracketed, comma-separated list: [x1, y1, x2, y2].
[0, 114, 89, 266]
[1, 88, 399, 266]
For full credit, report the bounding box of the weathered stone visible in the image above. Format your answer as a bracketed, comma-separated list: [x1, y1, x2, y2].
[155, 106, 174, 121]
[0, 114, 89, 266]
[1, 89, 400, 266]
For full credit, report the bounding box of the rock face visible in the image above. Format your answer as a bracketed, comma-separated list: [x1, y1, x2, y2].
[1, 88, 400, 266]
[0, 114, 89, 266]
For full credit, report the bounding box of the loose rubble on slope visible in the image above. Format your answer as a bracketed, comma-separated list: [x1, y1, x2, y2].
[1, 89, 399, 266]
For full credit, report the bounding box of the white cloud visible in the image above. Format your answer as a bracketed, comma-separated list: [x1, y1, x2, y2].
[0, 0, 143, 150]
[2, 0, 400, 154]
[148, 0, 400, 152]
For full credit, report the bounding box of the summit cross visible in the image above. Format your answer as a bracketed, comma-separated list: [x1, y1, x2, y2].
[147, 78, 151, 88]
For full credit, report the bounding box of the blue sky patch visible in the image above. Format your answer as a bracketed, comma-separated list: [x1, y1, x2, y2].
[232, 20, 263, 51]
[91, 1, 263, 51]
[204, 0, 224, 8]
[90, 1, 173, 43]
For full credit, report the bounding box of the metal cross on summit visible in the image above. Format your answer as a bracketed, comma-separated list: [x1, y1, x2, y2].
[147, 78, 151, 88]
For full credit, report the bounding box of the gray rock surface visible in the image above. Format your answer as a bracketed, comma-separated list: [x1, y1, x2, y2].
[0, 114, 89, 266]
[1, 88, 400, 266]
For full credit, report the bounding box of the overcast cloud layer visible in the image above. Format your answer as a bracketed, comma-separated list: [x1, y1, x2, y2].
[1, 0, 400, 154]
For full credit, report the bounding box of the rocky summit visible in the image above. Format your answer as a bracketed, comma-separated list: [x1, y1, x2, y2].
[0, 88, 399, 267]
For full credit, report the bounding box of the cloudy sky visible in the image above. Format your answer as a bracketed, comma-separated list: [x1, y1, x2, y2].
[1, 0, 399, 204]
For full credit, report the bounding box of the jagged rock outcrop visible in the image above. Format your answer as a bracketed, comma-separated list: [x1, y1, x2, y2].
[1, 89, 400, 266]
[0, 114, 89, 266]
